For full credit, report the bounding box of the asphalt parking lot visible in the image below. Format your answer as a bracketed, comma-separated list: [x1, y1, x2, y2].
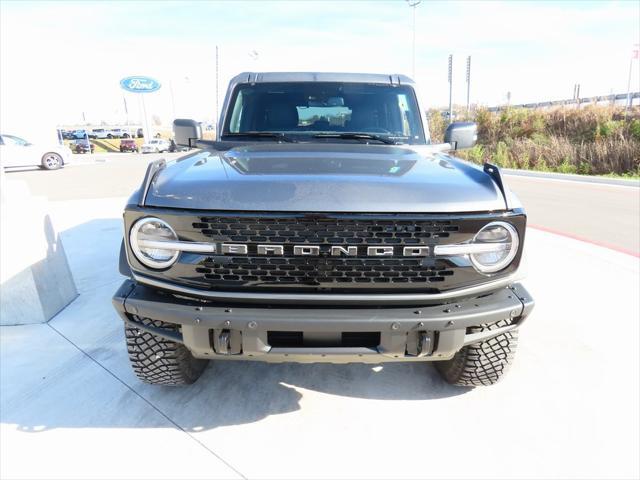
[1, 154, 639, 479]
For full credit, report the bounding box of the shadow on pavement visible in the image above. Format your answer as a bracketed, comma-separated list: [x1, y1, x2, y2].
[2, 215, 471, 435]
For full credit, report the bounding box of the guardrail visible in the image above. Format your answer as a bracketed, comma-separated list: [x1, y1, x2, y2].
[486, 92, 640, 112]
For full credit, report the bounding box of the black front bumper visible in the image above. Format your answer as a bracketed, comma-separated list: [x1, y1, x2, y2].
[112, 280, 534, 363]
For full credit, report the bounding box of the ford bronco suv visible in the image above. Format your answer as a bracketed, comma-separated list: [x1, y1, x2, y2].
[112, 72, 534, 387]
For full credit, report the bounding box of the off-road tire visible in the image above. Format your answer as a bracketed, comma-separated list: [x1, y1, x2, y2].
[436, 319, 518, 387]
[125, 316, 208, 385]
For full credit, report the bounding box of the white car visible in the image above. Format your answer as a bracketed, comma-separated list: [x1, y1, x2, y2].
[90, 128, 110, 139]
[0, 134, 71, 170]
[141, 138, 171, 153]
[109, 128, 130, 138]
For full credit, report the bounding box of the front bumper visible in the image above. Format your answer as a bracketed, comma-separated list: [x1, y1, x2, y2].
[112, 280, 534, 364]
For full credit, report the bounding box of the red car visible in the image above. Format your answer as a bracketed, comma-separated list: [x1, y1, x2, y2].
[120, 139, 139, 153]
[70, 139, 95, 154]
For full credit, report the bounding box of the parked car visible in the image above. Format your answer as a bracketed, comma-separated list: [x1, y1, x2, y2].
[141, 138, 170, 153]
[61, 129, 75, 140]
[0, 134, 71, 170]
[90, 128, 109, 139]
[70, 139, 95, 154]
[72, 129, 89, 139]
[113, 72, 534, 388]
[109, 128, 130, 138]
[120, 138, 139, 153]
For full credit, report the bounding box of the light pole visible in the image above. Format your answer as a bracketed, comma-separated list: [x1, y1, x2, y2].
[215, 45, 219, 134]
[466, 56, 471, 115]
[406, 0, 421, 79]
[169, 80, 176, 121]
[448, 54, 453, 123]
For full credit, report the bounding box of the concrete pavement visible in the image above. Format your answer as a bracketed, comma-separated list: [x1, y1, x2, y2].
[1, 197, 639, 479]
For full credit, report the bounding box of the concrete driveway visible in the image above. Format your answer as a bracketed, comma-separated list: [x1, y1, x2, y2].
[1, 196, 638, 479]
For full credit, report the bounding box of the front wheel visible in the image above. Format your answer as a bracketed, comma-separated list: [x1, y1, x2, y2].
[435, 319, 518, 387]
[41, 152, 63, 170]
[125, 317, 208, 385]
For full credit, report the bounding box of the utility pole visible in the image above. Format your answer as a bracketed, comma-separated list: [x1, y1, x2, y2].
[448, 54, 453, 123]
[626, 58, 632, 112]
[626, 44, 639, 114]
[215, 45, 219, 137]
[169, 80, 176, 121]
[466, 56, 471, 115]
[406, 0, 421, 79]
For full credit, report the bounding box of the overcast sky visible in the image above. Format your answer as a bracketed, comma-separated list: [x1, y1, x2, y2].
[1, 0, 638, 132]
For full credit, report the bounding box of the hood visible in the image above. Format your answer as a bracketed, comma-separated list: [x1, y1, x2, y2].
[144, 144, 507, 213]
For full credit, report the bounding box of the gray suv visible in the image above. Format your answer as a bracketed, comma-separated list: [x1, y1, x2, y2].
[112, 72, 534, 387]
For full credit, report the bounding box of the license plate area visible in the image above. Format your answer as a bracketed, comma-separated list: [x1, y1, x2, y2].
[267, 331, 381, 349]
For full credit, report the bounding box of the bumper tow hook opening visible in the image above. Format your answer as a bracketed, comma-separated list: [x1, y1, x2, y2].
[416, 331, 433, 357]
[217, 329, 231, 355]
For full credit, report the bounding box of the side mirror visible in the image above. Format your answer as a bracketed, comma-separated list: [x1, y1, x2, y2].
[444, 122, 477, 150]
[173, 118, 202, 148]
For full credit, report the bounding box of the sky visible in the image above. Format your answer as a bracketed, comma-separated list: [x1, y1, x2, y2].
[1, 0, 639, 136]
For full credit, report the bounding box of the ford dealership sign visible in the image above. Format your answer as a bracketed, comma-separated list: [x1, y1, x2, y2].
[120, 76, 161, 93]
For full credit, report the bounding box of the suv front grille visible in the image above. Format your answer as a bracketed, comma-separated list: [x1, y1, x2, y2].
[195, 256, 455, 286]
[193, 216, 459, 245]
[133, 211, 525, 294]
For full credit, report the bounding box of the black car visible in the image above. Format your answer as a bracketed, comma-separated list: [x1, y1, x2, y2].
[70, 139, 95, 154]
[113, 72, 534, 388]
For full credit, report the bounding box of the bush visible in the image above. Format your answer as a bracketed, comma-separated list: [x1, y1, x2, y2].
[453, 105, 639, 176]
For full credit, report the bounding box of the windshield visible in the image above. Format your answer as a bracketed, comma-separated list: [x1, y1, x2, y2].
[223, 82, 425, 144]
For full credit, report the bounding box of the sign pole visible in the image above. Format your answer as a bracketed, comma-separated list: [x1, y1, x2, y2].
[141, 94, 150, 142]
[119, 76, 162, 143]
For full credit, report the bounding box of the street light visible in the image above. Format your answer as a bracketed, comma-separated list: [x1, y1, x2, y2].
[406, 0, 421, 79]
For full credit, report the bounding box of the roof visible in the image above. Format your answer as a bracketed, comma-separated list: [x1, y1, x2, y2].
[230, 72, 415, 85]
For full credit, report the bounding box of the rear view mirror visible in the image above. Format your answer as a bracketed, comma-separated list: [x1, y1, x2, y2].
[173, 119, 202, 148]
[444, 122, 477, 150]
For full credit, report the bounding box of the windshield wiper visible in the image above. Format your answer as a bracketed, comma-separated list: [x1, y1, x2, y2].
[223, 132, 298, 143]
[312, 133, 398, 145]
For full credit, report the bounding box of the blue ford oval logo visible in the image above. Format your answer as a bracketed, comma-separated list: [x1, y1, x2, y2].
[120, 76, 161, 93]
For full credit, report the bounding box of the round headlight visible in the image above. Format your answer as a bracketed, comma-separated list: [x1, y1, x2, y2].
[469, 221, 519, 273]
[129, 217, 179, 269]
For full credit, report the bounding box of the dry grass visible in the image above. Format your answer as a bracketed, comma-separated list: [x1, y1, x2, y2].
[429, 105, 640, 176]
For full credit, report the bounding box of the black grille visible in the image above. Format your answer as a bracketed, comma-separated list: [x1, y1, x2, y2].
[195, 257, 454, 285]
[194, 216, 459, 245]
[132, 211, 525, 294]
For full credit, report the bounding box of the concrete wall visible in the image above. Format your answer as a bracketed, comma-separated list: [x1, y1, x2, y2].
[0, 172, 77, 325]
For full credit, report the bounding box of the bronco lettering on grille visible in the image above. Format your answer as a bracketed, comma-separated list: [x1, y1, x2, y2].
[217, 244, 429, 257]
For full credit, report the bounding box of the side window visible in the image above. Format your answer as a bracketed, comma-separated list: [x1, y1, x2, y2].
[2, 135, 27, 146]
[228, 90, 244, 133]
[397, 94, 412, 136]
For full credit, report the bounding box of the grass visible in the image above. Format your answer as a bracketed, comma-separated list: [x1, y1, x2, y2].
[429, 105, 640, 177]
